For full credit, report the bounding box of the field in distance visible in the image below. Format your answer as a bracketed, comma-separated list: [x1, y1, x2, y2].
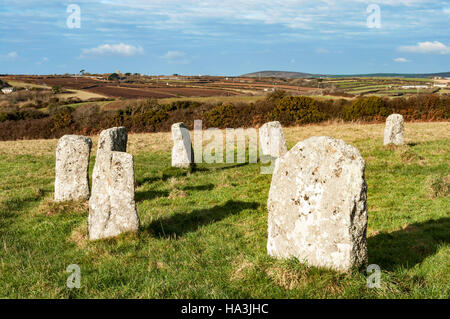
[2, 74, 448, 105]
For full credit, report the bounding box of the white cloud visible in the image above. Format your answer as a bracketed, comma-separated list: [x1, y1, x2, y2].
[161, 50, 189, 64]
[398, 41, 450, 54]
[393, 57, 410, 62]
[0, 51, 18, 60]
[316, 48, 329, 54]
[80, 43, 144, 57]
[7, 51, 18, 59]
[36, 57, 49, 65]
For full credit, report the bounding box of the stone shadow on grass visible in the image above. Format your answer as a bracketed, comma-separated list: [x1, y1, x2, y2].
[368, 217, 450, 271]
[136, 166, 207, 186]
[206, 162, 250, 171]
[145, 200, 259, 238]
[136, 163, 248, 187]
[135, 189, 170, 202]
[181, 183, 215, 192]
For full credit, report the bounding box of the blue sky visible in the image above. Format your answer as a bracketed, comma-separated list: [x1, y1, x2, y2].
[0, 0, 449, 75]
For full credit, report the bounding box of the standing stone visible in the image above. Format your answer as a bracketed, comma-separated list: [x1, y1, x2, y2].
[171, 122, 194, 168]
[267, 136, 368, 272]
[54, 135, 92, 202]
[89, 151, 139, 240]
[259, 121, 288, 158]
[92, 127, 128, 184]
[97, 126, 128, 154]
[384, 114, 404, 145]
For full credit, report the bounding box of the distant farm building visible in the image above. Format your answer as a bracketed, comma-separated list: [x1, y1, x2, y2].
[433, 83, 448, 88]
[401, 85, 429, 89]
[1, 87, 15, 94]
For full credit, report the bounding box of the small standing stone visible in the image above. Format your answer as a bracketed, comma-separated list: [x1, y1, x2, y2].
[259, 121, 288, 158]
[54, 135, 92, 202]
[92, 126, 128, 185]
[384, 114, 404, 145]
[267, 136, 368, 272]
[97, 126, 128, 154]
[89, 151, 139, 240]
[171, 122, 194, 168]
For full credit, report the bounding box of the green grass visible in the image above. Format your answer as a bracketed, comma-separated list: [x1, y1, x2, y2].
[0, 128, 449, 298]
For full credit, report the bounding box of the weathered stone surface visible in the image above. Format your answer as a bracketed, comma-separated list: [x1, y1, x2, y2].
[97, 127, 128, 155]
[267, 136, 368, 272]
[89, 151, 139, 240]
[171, 122, 194, 168]
[54, 135, 92, 202]
[384, 114, 404, 145]
[259, 121, 288, 158]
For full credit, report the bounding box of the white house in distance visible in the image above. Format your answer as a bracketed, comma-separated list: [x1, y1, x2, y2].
[401, 85, 429, 89]
[1, 87, 15, 94]
[433, 83, 448, 88]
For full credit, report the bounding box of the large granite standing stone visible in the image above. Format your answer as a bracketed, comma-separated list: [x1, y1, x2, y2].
[384, 114, 404, 145]
[259, 121, 288, 158]
[97, 126, 128, 154]
[267, 136, 368, 272]
[54, 135, 92, 202]
[171, 122, 194, 168]
[89, 151, 139, 240]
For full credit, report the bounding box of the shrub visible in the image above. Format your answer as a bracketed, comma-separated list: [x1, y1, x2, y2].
[342, 96, 389, 121]
[271, 96, 327, 125]
[108, 73, 120, 81]
[207, 103, 238, 128]
[51, 107, 74, 131]
[266, 89, 288, 103]
[131, 109, 169, 131]
[169, 100, 202, 111]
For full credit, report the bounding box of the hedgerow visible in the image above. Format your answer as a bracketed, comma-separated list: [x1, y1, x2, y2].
[0, 93, 448, 140]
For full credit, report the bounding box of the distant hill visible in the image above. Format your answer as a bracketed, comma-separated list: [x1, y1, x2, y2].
[241, 71, 318, 79]
[241, 70, 450, 79]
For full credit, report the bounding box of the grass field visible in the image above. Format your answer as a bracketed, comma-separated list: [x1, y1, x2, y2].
[0, 122, 448, 298]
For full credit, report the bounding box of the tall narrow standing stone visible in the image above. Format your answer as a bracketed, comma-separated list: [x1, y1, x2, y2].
[89, 151, 139, 240]
[259, 121, 288, 158]
[89, 126, 138, 240]
[54, 135, 92, 202]
[384, 114, 404, 145]
[267, 136, 368, 272]
[171, 122, 194, 168]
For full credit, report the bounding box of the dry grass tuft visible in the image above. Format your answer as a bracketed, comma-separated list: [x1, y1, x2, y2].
[396, 146, 425, 164]
[384, 143, 398, 151]
[36, 199, 88, 216]
[426, 174, 450, 199]
[69, 221, 89, 248]
[149, 260, 167, 270]
[266, 265, 309, 290]
[230, 257, 254, 281]
[168, 189, 187, 199]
